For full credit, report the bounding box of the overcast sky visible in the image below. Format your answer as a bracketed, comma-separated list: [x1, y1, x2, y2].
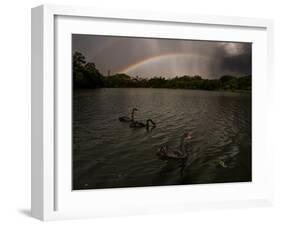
[72, 34, 252, 79]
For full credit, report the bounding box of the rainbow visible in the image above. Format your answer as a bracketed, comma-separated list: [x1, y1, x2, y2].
[119, 53, 211, 74]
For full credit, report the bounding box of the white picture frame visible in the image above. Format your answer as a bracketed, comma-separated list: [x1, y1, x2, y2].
[31, 4, 274, 221]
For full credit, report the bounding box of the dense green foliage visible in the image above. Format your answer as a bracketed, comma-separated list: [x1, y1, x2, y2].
[73, 52, 251, 91]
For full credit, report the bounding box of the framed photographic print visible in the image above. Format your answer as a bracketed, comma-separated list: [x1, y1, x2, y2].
[31, 4, 274, 221]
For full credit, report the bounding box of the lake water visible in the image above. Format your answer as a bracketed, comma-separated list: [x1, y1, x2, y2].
[73, 88, 251, 190]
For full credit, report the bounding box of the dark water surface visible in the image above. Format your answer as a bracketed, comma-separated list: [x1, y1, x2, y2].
[73, 88, 251, 190]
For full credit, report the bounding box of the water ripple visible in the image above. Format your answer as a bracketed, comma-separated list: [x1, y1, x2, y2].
[73, 88, 252, 189]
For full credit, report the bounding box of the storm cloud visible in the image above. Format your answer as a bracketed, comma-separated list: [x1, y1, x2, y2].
[72, 34, 252, 79]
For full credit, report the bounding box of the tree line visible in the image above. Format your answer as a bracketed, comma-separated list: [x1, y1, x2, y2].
[73, 52, 251, 91]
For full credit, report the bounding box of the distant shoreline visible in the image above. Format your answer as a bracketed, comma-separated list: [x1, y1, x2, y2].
[74, 87, 251, 93]
[73, 52, 252, 92]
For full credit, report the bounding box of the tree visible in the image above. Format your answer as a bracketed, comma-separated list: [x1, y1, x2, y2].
[72, 52, 251, 91]
[73, 52, 104, 88]
[73, 52, 87, 88]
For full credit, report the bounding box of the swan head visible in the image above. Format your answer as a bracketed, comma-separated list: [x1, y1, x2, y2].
[132, 108, 138, 112]
[184, 132, 192, 140]
[146, 119, 155, 124]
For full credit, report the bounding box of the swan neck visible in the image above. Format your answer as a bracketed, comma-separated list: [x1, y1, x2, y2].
[131, 110, 135, 121]
[146, 119, 150, 126]
[146, 119, 155, 127]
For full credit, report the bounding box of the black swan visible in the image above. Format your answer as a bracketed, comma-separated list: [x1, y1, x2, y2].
[129, 119, 156, 129]
[119, 108, 138, 122]
[157, 132, 192, 159]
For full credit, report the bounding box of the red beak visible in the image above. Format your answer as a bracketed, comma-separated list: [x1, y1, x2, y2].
[186, 133, 192, 139]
